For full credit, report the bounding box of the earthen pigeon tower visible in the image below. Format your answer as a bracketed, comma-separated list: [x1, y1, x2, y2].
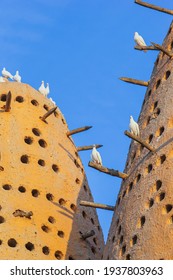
[0, 82, 104, 260]
[104, 13, 173, 259]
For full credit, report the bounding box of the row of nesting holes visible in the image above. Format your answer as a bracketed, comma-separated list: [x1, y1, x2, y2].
[1, 184, 78, 212]
[0, 238, 63, 259]
[118, 153, 166, 205]
[141, 69, 171, 124]
[0, 94, 66, 124]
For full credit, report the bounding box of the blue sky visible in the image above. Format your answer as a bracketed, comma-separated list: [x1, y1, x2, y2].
[1, 0, 172, 242]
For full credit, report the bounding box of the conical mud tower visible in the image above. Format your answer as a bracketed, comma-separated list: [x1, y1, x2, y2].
[0, 82, 104, 259]
[104, 17, 173, 260]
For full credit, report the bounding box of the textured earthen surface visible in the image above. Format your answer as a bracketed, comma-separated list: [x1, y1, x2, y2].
[104, 21, 173, 260]
[0, 82, 104, 259]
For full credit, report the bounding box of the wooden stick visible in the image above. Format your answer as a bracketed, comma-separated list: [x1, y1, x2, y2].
[40, 106, 57, 122]
[77, 144, 103, 151]
[5, 91, 12, 112]
[120, 77, 149, 87]
[134, 45, 156, 51]
[151, 42, 173, 58]
[80, 230, 95, 240]
[88, 161, 128, 179]
[124, 130, 156, 152]
[67, 126, 92, 136]
[135, 0, 173, 15]
[80, 200, 115, 211]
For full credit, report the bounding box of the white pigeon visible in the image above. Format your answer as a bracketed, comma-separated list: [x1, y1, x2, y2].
[91, 145, 102, 165]
[45, 83, 50, 97]
[0, 76, 5, 82]
[2, 67, 13, 80]
[38, 81, 46, 95]
[14, 70, 21, 83]
[49, 97, 56, 105]
[129, 116, 140, 137]
[134, 32, 147, 52]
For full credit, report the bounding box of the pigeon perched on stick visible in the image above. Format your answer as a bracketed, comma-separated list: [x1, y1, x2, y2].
[2, 67, 13, 80]
[14, 71, 21, 83]
[129, 116, 140, 139]
[134, 32, 147, 52]
[91, 145, 102, 165]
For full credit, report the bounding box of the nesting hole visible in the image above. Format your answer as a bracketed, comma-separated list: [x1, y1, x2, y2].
[57, 231, 65, 238]
[140, 216, 145, 228]
[82, 211, 87, 219]
[120, 235, 123, 244]
[31, 99, 39, 106]
[8, 238, 17, 247]
[43, 104, 49, 111]
[149, 198, 154, 208]
[168, 215, 173, 224]
[38, 139, 47, 148]
[156, 79, 161, 89]
[55, 250, 63, 260]
[159, 192, 165, 201]
[126, 254, 131, 260]
[153, 101, 158, 110]
[48, 216, 56, 224]
[32, 128, 41, 136]
[122, 190, 126, 198]
[118, 225, 121, 235]
[117, 196, 121, 206]
[75, 178, 80, 184]
[148, 134, 153, 143]
[83, 185, 87, 192]
[132, 235, 137, 245]
[0, 240, 2, 245]
[24, 136, 33, 145]
[52, 164, 59, 173]
[129, 182, 133, 192]
[38, 159, 45, 166]
[1, 94, 7, 101]
[70, 203, 77, 212]
[122, 245, 126, 255]
[165, 204, 173, 213]
[69, 255, 74, 260]
[160, 155, 166, 164]
[25, 242, 34, 251]
[15, 96, 24, 103]
[91, 246, 96, 255]
[0, 166, 4, 172]
[59, 198, 66, 205]
[42, 246, 50, 255]
[171, 40, 173, 50]
[91, 218, 95, 224]
[2, 184, 12, 190]
[147, 164, 153, 173]
[156, 126, 164, 137]
[93, 237, 97, 245]
[20, 155, 29, 164]
[136, 174, 141, 182]
[156, 180, 162, 191]
[41, 225, 50, 233]
[0, 216, 5, 224]
[165, 70, 171, 80]
[32, 189, 40, 197]
[46, 193, 54, 201]
[18, 186, 26, 193]
[148, 89, 152, 97]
